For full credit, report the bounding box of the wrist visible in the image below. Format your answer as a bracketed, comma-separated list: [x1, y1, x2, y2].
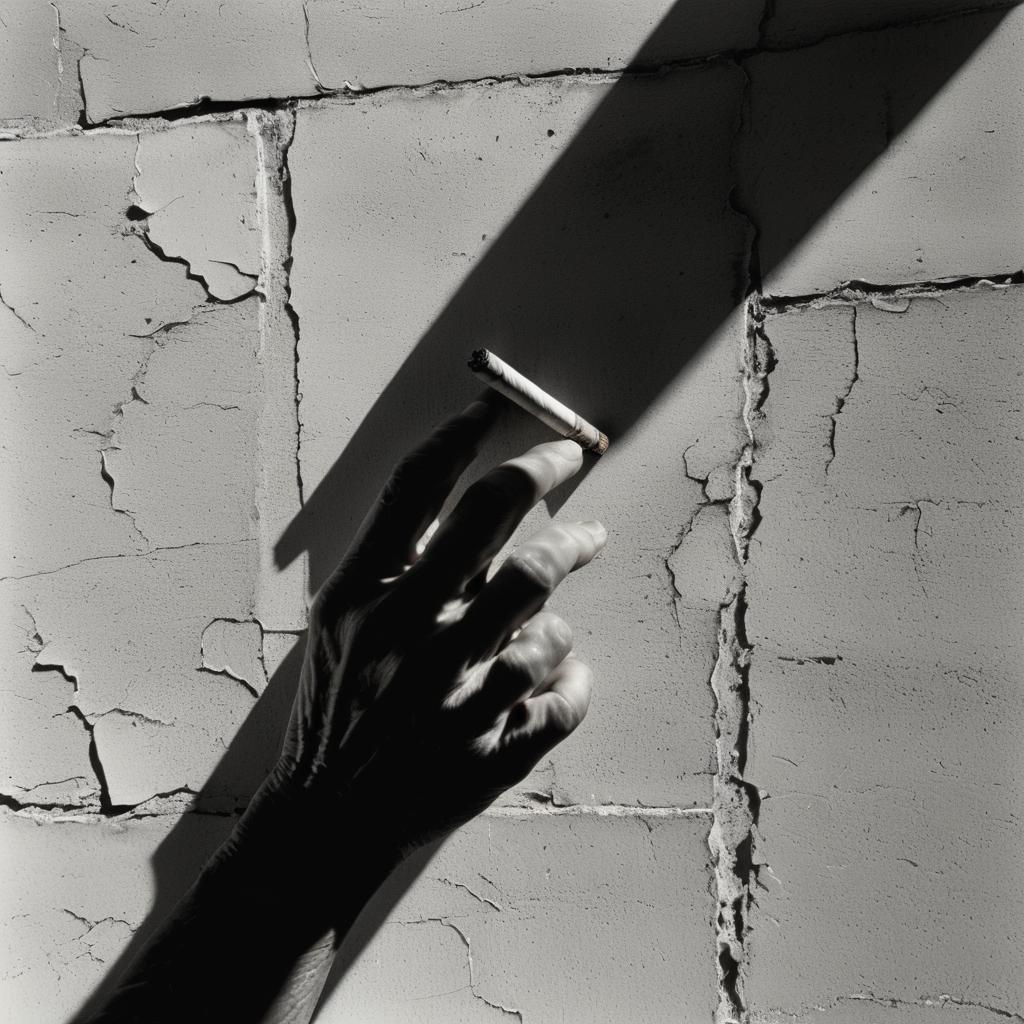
[203, 764, 405, 932]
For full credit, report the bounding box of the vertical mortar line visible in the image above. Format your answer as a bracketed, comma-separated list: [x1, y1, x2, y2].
[248, 108, 308, 627]
[710, 293, 772, 1024]
[709, 48, 774, 1020]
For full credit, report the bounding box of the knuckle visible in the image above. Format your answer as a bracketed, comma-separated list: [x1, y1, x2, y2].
[507, 547, 557, 593]
[502, 640, 544, 680]
[543, 613, 573, 651]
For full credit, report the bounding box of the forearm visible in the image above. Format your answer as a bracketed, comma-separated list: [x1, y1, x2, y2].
[256, 932, 338, 1024]
[82, 781, 398, 1024]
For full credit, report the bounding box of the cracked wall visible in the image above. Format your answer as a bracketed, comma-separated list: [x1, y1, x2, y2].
[744, 287, 1024, 1022]
[2, 2, 1022, 1022]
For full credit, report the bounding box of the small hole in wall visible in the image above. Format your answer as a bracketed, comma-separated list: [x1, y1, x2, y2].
[125, 205, 149, 221]
[547, 129, 555, 137]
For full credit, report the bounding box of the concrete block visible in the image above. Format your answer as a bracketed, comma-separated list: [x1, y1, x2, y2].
[323, 812, 717, 1023]
[744, 287, 1024, 1019]
[749, 290, 1022, 662]
[58, 0, 318, 125]
[287, 67, 752, 806]
[307, 0, 763, 90]
[1, 123, 302, 809]
[0, 0, 60, 130]
[741, 8, 1024, 296]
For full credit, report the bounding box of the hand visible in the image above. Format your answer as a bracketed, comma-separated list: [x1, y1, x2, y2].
[92, 401, 608, 1024]
[269, 399, 606, 855]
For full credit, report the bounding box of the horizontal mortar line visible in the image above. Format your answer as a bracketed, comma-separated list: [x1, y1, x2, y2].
[487, 804, 713, 818]
[10, 56, 723, 140]
[3, 2, 1017, 142]
[762, 269, 1024, 311]
[4, 57, 714, 139]
[1, 802, 714, 824]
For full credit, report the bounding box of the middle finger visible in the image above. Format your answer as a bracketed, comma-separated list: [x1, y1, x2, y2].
[404, 439, 584, 611]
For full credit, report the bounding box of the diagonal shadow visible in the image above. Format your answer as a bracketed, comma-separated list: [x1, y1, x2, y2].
[68, 4, 1008, 1021]
[273, 4, 1011, 600]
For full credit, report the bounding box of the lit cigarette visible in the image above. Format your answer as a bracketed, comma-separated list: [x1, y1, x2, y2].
[468, 349, 609, 456]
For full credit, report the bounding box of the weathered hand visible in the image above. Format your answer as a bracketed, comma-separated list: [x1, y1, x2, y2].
[274, 399, 605, 852]
[83, 401, 607, 1024]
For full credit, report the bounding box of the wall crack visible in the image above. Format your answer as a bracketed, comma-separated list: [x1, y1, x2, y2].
[709, 288, 774, 1024]
[401, 918, 524, 1021]
[823, 305, 860, 476]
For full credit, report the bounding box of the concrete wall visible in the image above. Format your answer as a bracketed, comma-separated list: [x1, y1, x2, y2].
[1, 2, 1021, 1021]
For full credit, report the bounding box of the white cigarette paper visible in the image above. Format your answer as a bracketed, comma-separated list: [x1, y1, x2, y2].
[468, 349, 609, 455]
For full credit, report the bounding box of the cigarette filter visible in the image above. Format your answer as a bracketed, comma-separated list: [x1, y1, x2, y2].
[468, 349, 609, 455]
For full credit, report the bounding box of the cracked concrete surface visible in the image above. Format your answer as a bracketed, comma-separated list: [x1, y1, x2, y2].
[2, 2, 1023, 1021]
[744, 286, 1024, 1020]
[332, 814, 717, 1022]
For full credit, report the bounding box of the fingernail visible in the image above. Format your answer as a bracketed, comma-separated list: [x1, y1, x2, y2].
[579, 520, 607, 544]
[551, 438, 584, 462]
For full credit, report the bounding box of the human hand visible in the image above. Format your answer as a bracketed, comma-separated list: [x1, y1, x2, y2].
[83, 403, 605, 1024]
[266, 399, 606, 856]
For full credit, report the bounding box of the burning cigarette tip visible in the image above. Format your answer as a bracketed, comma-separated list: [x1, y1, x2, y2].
[467, 348, 609, 456]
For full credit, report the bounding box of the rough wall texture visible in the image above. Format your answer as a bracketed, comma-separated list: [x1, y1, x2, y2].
[1, 2, 1021, 1022]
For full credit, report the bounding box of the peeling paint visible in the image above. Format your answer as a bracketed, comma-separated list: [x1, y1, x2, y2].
[199, 618, 267, 697]
[132, 122, 261, 301]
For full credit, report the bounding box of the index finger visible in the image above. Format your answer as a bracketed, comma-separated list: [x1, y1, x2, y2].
[346, 396, 499, 577]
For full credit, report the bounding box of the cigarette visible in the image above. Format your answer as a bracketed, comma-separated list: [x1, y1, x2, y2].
[468, 349, 609, 455]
